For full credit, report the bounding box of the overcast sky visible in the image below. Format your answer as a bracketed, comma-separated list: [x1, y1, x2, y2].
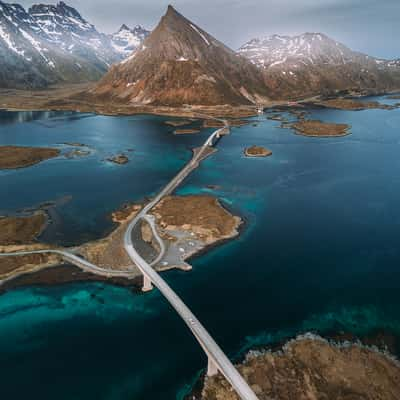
[18, 0, 400, 59]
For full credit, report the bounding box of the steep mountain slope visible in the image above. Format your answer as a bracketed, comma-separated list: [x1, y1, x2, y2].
[93, 6, 270, 106]
[110, 24, 149, 58]
[0, 1, 89, 88]
[0, 1, 144, 88]
[29, 2, 120, 71]
[239, 33, 400, 98]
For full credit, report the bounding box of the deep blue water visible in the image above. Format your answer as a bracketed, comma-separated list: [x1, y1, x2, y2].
[1, 98, 400, 399]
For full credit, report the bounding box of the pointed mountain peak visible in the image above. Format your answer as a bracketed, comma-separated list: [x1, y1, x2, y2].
[162, 4, 185, 24]
[119, 24, 130, 32]
[94, 5, 270, 106]
[166, 4, 177, 15]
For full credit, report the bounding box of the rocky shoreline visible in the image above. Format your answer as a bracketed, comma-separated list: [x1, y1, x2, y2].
[174, 128, 201, 135]
[244, 146, 272, 157]
[0, 195, 242, 292]
[1, 84, 399, 120]
[317, 98, 399, 111]
[194, 334, 400, 400]
[292, 120, 350, 137]
[0, 145, 60, 169]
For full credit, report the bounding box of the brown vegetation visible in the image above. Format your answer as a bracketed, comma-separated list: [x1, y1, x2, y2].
[201, 337, 400, 400]
[318, 98, 394, 110]
[107, 154, 129, 164]
[165, 120, 193, 127]
[0, 212, 47, 245]
[174, 128, 200, 134]
[152, 195, 241, 244]
[292, 120, 349, 137]
[0, 146, 60, 169]
[244, 146, 272, 157]
[0, 265, 141, 295]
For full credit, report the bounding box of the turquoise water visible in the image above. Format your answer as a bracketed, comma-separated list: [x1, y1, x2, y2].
[0, 112, 212, 244]
[1, 99, 400, 399]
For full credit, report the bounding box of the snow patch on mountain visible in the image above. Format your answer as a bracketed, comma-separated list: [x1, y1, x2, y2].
[189, 23, 210, 46]
[110, 24, 149, 57]
[238, 33, 356, 69]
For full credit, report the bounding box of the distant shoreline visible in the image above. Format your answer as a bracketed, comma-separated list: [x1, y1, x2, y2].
[2, 83, 399, 119]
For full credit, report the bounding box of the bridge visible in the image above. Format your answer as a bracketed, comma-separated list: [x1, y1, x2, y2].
[0, 116, 260, 400]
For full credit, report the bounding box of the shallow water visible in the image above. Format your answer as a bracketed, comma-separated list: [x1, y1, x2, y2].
[1, 98, 399, 399]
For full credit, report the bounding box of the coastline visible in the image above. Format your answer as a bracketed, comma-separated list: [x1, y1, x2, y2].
[1, 83, 399, 119]
[0, 195, 243, 294]
[190, 333, 400, 400]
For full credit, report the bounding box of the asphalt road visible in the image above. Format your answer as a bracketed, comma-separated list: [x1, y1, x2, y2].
[1, 116, 261, 400]
[123, 119, 260, 400]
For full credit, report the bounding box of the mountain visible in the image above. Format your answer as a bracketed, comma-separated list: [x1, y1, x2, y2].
[29, 2, 120, 71]
[239, 33, 400, 98]
[387, 59, 400, 68]
[92, 5, 270, 106]
[110, 24, 149, 58]
[0, 1, 148, 89]
[0, 0, 83, 88]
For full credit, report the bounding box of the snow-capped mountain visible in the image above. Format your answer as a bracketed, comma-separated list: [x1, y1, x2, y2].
[239, 33, 374, 69]
[110, 24, 149, 58]
[0, 1, 149, 88]
[239, 33, 400, 98]
[387, 59, 400, 68]
[29, 2, 120, 69]
[0, 0, 66, 87]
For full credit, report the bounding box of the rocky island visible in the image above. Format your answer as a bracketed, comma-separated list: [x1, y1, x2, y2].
[317, 98, 396, 110]
[244, 146, 272, 157]
[292, 120, 350, 137]
[174, 128, 201, 135]
[107, 154, 129, 164]
[79, 194, 241, 272]
[198, 335, 400, 400]
[0, 195, 241, 290]
[0, 145, 60, 169]
[165, 120, 194, 127]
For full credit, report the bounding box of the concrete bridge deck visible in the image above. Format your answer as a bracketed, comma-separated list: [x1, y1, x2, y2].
[0, 116, 260, 400]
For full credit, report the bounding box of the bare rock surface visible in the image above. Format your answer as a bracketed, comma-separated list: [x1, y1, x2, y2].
[200, 336, 400, 400]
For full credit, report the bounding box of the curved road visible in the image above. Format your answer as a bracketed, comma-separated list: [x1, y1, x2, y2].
[1, 117, 260, 400]
[123, 120, 260, 400]
[0, 249, 136, 279]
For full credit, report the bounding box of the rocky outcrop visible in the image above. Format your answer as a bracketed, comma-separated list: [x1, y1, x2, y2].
[107, 154, 129, 164]
[244, 146, 272, 157]
[0, 145, 60, 169]
[200, 335, 400, 400]
[292, 120, 350, 137]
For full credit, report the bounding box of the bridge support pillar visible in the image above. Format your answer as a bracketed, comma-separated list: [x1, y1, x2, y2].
[142, 274, 153, 292]
[207, 357, 218, 377]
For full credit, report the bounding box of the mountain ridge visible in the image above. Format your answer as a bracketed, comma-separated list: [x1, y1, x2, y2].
[0, 0, 148, 88]
[239, 32, 400, 99]
[110, 24, 150, 58]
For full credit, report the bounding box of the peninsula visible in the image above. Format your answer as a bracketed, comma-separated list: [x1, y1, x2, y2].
[0, 146, 60, 169]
